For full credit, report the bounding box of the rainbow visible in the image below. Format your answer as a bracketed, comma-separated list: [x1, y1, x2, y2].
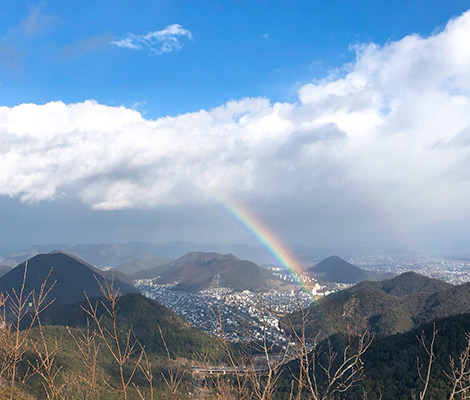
[221, 199, 314, 294]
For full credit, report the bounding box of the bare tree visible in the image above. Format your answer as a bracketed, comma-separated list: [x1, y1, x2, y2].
[28, 271, 62, 400]
[0, 263, 56, 400]
[447, 332, 470, 400]
[244, 296, 289, 400]
[285, 295, 373, 400]
[81, 276, 146, 400]
[412, 324, 437, 400]
[156, 325, 186, 400]
[209, 305, 251, 400]
[66, 321, 104, 400]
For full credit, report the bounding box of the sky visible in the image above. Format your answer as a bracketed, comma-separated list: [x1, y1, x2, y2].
[1, 1, 470, 255]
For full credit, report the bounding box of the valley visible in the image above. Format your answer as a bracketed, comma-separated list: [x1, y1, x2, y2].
[2, 247, 470, 399]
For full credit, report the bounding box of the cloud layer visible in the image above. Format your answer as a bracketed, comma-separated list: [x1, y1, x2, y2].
[1, 11, 470, 245]
[113, 24, 193, 54]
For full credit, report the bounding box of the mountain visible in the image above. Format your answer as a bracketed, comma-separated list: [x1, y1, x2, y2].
[278, 312, 470, 400]
[134, 251, 290, 292]
[285, 271, 457, 338]
[0, 257, 18, 268]
[0, 251, 136, 306]
[0, 265, 12, 278]
[113, 257, 173, 276]
[309, 255, 393, 283]
[5, 241, 284, 267]
[359, 270, 452, 296]
[5, 243, 161, 267]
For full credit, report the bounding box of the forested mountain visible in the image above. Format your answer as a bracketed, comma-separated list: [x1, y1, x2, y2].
[285, 271, 462, 338]
[278, 312, 470, 399]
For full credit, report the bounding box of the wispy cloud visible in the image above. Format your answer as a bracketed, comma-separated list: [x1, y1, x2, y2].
[61, 33, 114, 60]
[113, 24, 193, 55]
[0, 5, 60, 72]
[17, 5, 61, 37]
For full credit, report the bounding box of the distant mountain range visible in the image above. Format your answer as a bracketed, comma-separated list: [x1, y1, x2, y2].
[113, 257, 174, 275]
[0, 265, 11, 278]
[4, 241, 388, 269]
[0, 251, 136, 306]
[309, 255, 394, 283]
[3, 241, 286, 267]
[286, 271, 459, 338]
[134, 251, 292, 292]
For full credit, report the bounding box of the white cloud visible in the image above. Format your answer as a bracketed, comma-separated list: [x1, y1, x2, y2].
[112, 24, 193, 55]
[1, 11, 470, 244]
[16, 5, 61, 37]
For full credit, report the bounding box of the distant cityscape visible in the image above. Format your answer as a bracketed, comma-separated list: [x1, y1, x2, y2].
[137, 279, 312, 343]
[137, 254, 470, 342]
[350, 256, 470, 285]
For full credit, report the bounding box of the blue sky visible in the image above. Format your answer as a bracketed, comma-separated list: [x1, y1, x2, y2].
[1, 1, 468, 117]
[1, 1, 470, 256]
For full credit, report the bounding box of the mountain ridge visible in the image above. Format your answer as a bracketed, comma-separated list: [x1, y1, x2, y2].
[285, 271, 457, 338]
[134, 251, 291, 292]
[0, 251, 136, 306]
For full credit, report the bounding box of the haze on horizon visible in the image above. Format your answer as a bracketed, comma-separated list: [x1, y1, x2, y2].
[1, 1, 470, 256]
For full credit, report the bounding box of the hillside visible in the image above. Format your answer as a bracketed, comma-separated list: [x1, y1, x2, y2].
[38, 292, 223, 359]
[309, 255, 393, 283]
[17, 293, 226, 399]
[134, 251, 289, 292]
[357, 271, 452, 296]
[285, 272, 460, 338]
[0, 251, 136, 306]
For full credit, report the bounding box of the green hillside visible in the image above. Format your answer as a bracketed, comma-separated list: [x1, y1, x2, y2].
[278, 313, 470, 399]
[285, 272, 460, 338]
[39, 293, 224, 359]
[12, 293, 226, 399]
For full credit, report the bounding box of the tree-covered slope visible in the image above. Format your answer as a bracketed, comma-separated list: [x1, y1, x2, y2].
[38, 293, 223, 359]
[285, 272, 461, 338]
[278, 313, 470, 400]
